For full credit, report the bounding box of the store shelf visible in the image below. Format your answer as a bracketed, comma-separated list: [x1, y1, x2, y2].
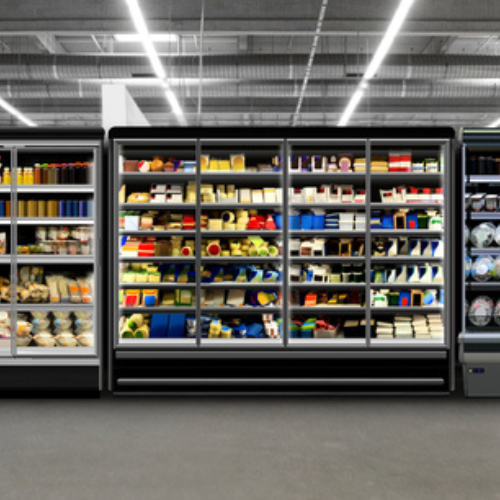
[291, 283, 365, 289]
[0, 186, 11, 193]
[120, 307, 196, 314]
[469, 212, 500, 220]
[201, 230, 282, 237]
[0, 255, 12, 264]
[371, 229, 443, 236]
[370, 283, 444, 289]
[0, 219, 11, 225]
[16, 347, 96, 357]
[289, 230, 365, 236]
[202, 203, 282, 210]
[469, 248, 500, 256]
[370, 338, 445, 347]
[468, 175, 500, 184]
[119, 338, 196, 347]
[371, 306, 443, 313]
[290, 256, 365, 263]
[17, 255, 94, 264]
[201, 306, 281, 314]
[291, 203, 366, 209]
[466, 282, 500, 289]
[289, 172, 365, 180]
[17, 218, 94, 225]
[290, 306, 365, 313]
[201, 338, 283, 347]
[288, 338, 366, 346]
[120, 283, 196, 289]
[17, 185, 94, 193]
[120, 172, 196, 181]
[16, 303, 94, 312]
[370, 172, 443, 178]
[120, 256, 196, 263]
[119, 230, 196, 236]
[201, 282, 281, 289]
[201, 257, 281, 263]
[201, 172, 281, 180]
[371, 203, 443, 209]
[371, 256, 443, 263]
[120, 203, 195, 210]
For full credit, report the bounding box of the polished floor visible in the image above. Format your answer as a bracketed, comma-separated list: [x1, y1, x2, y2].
[1, 388, 499, 500]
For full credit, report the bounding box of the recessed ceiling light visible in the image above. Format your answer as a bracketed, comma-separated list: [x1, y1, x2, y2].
[123, 0, 186, 125]
[338, 0, 415, 127]
[114, 33, 179, 43]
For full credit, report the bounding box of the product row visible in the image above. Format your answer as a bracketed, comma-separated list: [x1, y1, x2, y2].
[16, 311, 93, 347]
[17, 200, 93, 218]
[119, 312, 281, 339]
[120, 182, 196, 204]
[16, 163, 92, 185]
[120, 263, 281, 284]
[466, 295, 500, 327]
[466, 223, 500, 248]
[370, 209, 443, 231]
[0, 267, 93, 304]
[18, 226, 92, 255]
[121, 153, 441, 174]
[467, 156, 500, 176]
[467, 193, 500, 212]
[371, 289, 443, 308]
[374, 314, 443, 339]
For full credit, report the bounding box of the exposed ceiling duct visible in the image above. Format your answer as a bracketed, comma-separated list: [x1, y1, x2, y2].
[2, 80, 500, 100]
[2, 53, 500, 81]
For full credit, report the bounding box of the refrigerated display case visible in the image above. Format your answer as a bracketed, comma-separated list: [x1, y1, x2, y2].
[0, 128, 103, 394]
[109, 127, 454, 395]
[460, 128, 500, 396]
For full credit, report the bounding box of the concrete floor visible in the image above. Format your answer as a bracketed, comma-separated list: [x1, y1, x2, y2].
[1, 391, 500, 500]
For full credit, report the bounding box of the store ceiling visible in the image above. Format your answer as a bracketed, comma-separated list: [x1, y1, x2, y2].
[0, 0, 500, 128]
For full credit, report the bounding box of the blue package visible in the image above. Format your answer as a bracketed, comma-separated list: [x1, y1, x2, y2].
[59, 201, 66, 217]
[79, 201, 86, 217]
[246, 323, 263, 338]
[65, 200, 72, 217]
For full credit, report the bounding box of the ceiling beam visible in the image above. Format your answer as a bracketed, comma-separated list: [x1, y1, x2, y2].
[35, 34, 65, 54]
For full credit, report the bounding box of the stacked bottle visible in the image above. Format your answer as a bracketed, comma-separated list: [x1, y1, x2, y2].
[17, 162, 92, 185]
[17, 199, 93, 218]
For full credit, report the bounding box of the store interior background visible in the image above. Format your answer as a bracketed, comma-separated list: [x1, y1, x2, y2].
[1, 0, 500, 129]
[1, 1, 500, 499]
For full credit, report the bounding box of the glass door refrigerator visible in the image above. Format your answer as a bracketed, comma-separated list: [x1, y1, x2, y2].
[0, 128, 103, 394]
[460, 128, 500, 396]
[109, 127, 454, 395]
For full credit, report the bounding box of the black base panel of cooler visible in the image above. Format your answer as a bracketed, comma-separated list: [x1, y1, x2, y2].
[112, 358, 450, 395]
[0, 366, 100, 394]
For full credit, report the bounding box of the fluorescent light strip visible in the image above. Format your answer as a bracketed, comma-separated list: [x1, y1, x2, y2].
[115, 33, 179, 43]
[124, 0, 186, 125]
[488, 117, 500, 128]
[338, 0, 415, 126]
[0, 97, 36, 127]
